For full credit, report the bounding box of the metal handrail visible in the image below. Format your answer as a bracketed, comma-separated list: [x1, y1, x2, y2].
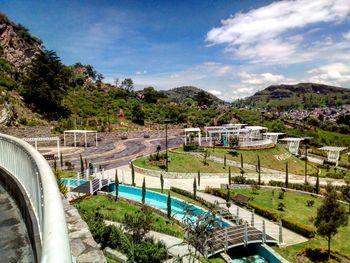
[0, 133, 71, 263]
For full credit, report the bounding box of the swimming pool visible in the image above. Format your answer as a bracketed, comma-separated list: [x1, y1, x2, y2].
[108, 183, 231, 227]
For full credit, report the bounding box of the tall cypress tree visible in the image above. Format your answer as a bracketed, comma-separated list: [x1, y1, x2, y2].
[193, 177, 197, 200]
[160, 173, 164, 193]
[115, 169, 119, 201]
[60, 152, 63, 168]
[197, 170, 201, 187]
[80, 154, 84, 175]
[224, 154, 227, 167]
[142, 177, 146, 204]
[285, 161, 289, 188]
[131, 162, 135, 186]
[315, 171, 320, 194]
[257, 155, 261, 185]
[240, 153, 245, 177]
[228, 166, 232, 185]
[167, 192, 171, 218]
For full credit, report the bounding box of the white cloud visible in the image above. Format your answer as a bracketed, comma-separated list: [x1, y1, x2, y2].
[343, 31, 350, 40]
[208, 90, 222, 96]
[135, 70, 148, 75]
[307, 62, 350, 86]
[206, 0, 350, 64]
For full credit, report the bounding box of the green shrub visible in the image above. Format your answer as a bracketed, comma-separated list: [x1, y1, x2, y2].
[183, 143, 199, 152]
[282, 218, 316, 238]
[133, 239, 168, 263]
[249, 203, 278, 221]
[172, 186, 215, 209]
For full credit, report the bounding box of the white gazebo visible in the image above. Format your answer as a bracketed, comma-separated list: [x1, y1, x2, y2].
[263, 132, 285, 144]
[318, 146, 347, 166]
[63, 130, 98, 148]
[184, 128, 201, 146]
[22, 136, 61, 160]
[279, 138, 304, 155]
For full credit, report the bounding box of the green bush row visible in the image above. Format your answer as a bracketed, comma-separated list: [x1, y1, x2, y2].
[183, 143, 199, 152]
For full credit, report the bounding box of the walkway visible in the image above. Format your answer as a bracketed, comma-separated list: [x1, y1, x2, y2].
[73, 179, 109, 194]
[0, 185, 34, 263]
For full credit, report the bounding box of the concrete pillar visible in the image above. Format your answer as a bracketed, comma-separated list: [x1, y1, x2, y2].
[225, 227, 228, 252]
[86, 168, 89, 180]
[95, 132, 98, 147]
[279, 220, 283, 244]
[77, 172, 80, 185]
[251, 209, 255, 226]
[84, 133, 87, 148]
[262, 220, 266, 244]
[243, 222, 248, 246]
[90, 180, 93, 194]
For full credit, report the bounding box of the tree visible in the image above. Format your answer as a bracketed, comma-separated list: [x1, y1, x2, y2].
[197, 170, 201, 187]
[226, 187, 231, 208]
[285, 161, 289, 188]
[123, 206, 152, 243]
[203, 149, 210, 165]
[228, 166, 231, 185]
[160, 173, 164, 193]
[224, 154, 226, 167]
[121, 78, 134, 92]
[131, 162, 135, 186]
[194, 90, 213, 107]
[142, 177, 146, 204]
[167, 192, 171, 219]
[240, 153, 245, 177]
[341, 180, 350, 213]
[193, 177, 197, 200]
[314, 183, 348, 259]
[257, 155, 261, 185]
[131, 104, 145, 125]
[315, 171, 320, 194]
[60, 152, 63, 168]
[22, 50, 72, 119]
[115, 169, 119, 201]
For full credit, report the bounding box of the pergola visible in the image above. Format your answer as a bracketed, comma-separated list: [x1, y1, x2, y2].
[263, 132, 285, 144]
[279, 138, 304, 155]
[184, 128, 201, 146]
[204, 124, 245, 142]
[318, 146, 347, 166]
[63, 130, 98, 148]
[22, 137, 61, 160]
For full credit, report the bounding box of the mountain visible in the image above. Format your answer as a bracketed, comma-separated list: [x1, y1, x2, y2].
[160, 86, 226, 106]
[235, 83, 350, 110]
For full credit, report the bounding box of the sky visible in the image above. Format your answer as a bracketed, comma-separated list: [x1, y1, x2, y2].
[2, 0, 350, 101]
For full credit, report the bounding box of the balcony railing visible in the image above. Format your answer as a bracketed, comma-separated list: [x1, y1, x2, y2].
[0, 133, 71, 263]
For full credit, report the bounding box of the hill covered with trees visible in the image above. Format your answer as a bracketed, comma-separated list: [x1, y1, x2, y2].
[234, 83, 350, 110]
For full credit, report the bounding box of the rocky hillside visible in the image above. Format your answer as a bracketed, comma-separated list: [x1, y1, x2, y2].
[160, 86, 226, 106]
[235, 83, 350, 110]
[0, 13, 41, 71]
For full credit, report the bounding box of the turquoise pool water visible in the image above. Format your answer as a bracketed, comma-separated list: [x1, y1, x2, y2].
[62, 178, 88, 188]
[234, 255, 267, 263]
[109, 183, 231, 227]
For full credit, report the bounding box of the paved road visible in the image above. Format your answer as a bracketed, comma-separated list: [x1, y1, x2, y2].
[64, 135, 183, 171]
[0, 185, 34, 263]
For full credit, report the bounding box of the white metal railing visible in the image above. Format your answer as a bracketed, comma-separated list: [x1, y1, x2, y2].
[239, 139, 273, 147]
[0, 133, 71, 263]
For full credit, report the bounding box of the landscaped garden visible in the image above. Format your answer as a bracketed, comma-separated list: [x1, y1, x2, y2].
[208, 186, 350, 262]
[204, 145, 318, 175]
[133, 151, 250, 173]
[75, 195, 184, 238]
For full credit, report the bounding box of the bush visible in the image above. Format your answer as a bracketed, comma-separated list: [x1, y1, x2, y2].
[282, 217, 315, 238]
[183, 143, 199, 152]
[133, 239, 168, 263]
[249, 203, 278, 221]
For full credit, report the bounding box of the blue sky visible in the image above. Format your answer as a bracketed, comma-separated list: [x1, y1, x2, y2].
[2, 0, 350, 101]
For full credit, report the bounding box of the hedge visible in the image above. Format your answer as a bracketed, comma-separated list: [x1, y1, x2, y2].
[282, 217, 316, 238]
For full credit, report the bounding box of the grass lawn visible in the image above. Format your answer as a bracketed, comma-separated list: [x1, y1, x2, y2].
[133, 152, 251, 173]
[76, 195, 184, 238]
[206, 145, 318, 175]
[231, 187, 350, 262]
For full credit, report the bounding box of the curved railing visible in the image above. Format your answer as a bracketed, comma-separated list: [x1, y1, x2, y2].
[0, 133, 71, 263]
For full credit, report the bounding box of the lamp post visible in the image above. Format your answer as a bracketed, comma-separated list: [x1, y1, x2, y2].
[163, 118, 172, 172]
